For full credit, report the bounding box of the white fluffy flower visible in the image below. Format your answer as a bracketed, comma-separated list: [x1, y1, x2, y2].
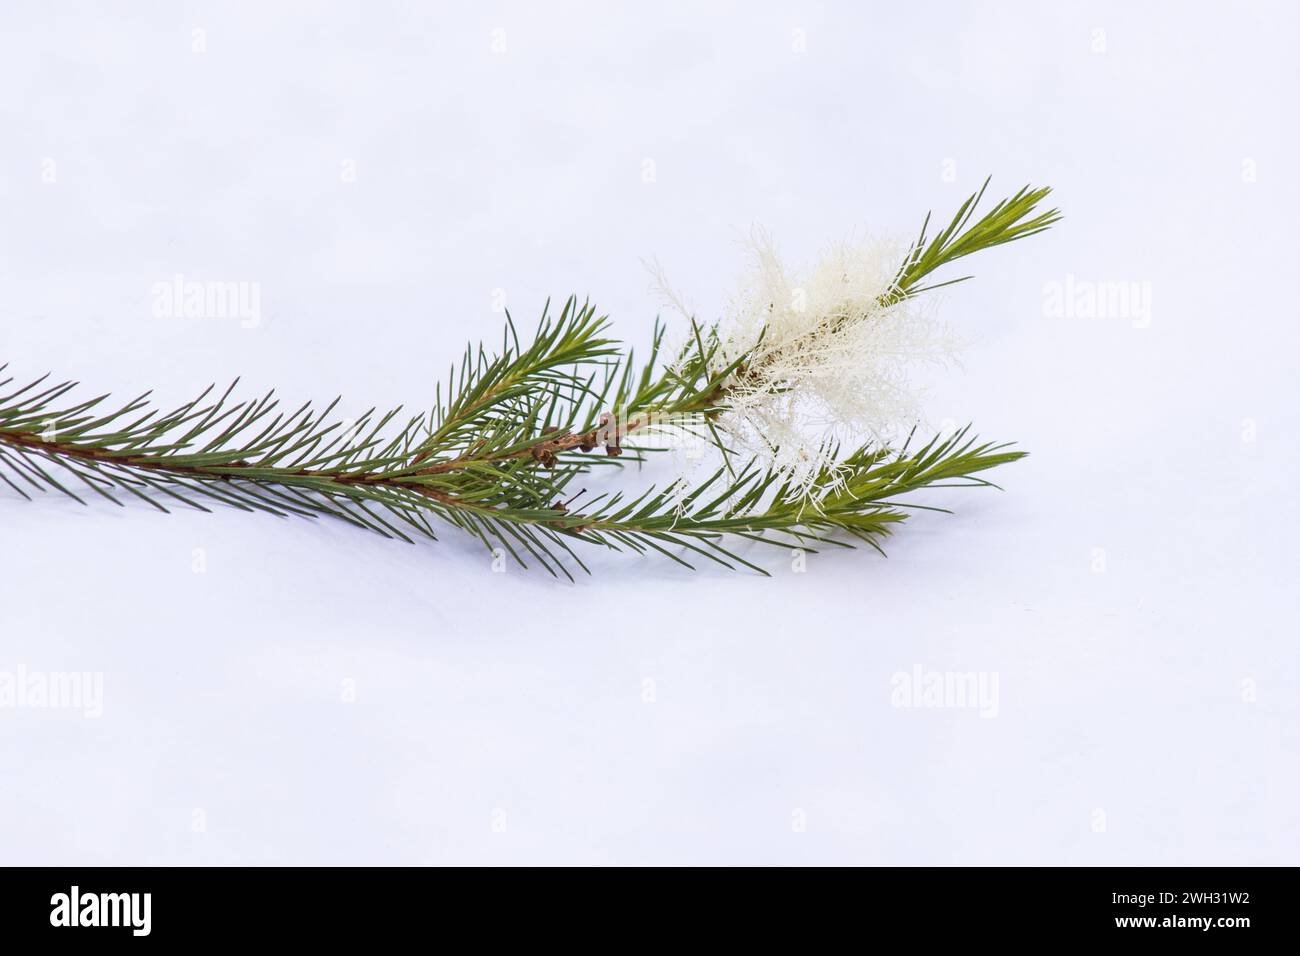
[715, 229, 957, 497]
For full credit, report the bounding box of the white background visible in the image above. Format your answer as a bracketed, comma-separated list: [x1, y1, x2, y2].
[2, 1, 1297, 865]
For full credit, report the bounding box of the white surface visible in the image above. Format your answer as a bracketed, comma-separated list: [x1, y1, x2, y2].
[1, 1, 1297, 865]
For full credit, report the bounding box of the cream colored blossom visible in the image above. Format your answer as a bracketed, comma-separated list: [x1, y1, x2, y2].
[714, 229, 957, 498]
